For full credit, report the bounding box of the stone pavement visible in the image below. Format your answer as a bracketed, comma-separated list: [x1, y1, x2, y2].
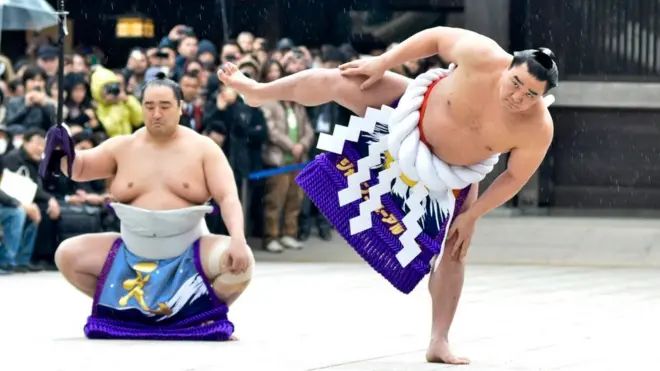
[1, 261, 658, 371]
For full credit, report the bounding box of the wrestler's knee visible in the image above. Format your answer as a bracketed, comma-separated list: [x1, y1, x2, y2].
[201, 235, 255, 287]
[429, 243, 466, 275]
[54, 237, 80, 271]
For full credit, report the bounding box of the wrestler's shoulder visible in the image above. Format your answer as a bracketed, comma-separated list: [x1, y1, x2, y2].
[99, 133, 135, 150]
[454, 33, 511, 70]
[184, 128, 223, 152]
[519, 107, 553, 139]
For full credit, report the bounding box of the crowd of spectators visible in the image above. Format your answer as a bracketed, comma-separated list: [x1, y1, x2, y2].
[0, 25, 446, 274]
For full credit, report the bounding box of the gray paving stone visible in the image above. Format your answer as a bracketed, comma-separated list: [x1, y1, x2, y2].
[0, 262, 658, 371]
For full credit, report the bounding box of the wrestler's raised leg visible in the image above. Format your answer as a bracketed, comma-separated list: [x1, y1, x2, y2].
[55, 233, 120, 298]
[199, 235, 254, 306]
[217, 63, 410, 116]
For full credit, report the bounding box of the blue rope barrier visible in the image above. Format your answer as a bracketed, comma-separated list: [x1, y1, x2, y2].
[248, 162, 310, 180]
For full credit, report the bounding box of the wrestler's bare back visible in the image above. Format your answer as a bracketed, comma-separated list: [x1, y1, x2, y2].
[420, 61, 548, 166]
[108, 127, 212, 210]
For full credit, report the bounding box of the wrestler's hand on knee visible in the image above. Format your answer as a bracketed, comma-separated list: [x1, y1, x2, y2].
[447, 213, 476, 263]
[224, 239, 251, 274]
[339, 57, 387, 90]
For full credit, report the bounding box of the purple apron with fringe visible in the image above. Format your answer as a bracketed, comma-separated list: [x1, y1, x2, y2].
[296, 97, 470, 294]
[85, 238, 234, 340]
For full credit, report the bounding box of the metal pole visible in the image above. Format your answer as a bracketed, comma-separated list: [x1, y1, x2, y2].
[56, 0, 68, 127]
[218, 0, 230, 43]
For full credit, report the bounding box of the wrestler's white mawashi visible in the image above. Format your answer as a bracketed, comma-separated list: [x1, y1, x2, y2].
[317, 66, 556, 268]
[111, 203, 212, 260]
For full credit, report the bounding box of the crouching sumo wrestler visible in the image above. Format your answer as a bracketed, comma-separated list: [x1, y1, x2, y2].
[40, 76, 254, 340]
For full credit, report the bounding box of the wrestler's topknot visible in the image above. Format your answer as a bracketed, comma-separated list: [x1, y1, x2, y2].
[141, 73, 183, 104]
[510, 47, 559, 93]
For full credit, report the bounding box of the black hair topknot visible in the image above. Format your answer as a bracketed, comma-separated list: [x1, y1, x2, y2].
[511, 47, 559, 93]
[141, 74, 183, 104]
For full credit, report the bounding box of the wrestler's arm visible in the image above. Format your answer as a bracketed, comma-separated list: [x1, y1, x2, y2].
[60, 135, 124, 182]
[378, 26, 508, 69]
[201, 137, 247, 244]
[465, 115, 553, 219]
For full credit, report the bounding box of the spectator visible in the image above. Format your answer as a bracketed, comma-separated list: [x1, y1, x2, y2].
[7, 78, 24, 98]
[253, 37, 267, 52]
[174, 35, 199, 79]
[159, 25, 193, 51]
[261, 59, 284, 82]
[237, 57, 260, 81]
[5, 64, 56, 132]
[71, 54, 89, 75]
[63, 73, 97, 132]
[123, 49, 148, 87]
[203, 121, 229, 235]
[179, 72, 204, 131]
[145, 48, 177, 81]
[51, 132, 111, 240]
[260, 97, 314, 252]
[197, 40, 218, 68]
[203, 84, 250, 183]
[0, 55, 16, 85]
[46, 75, 69, 120]
[280, 47, 311, 75]
[205, 40, 243, 101]
[90, 66, 143, 137]
[3, 127, 59, 270]
[0, 124, 40, 274]
[237, 32, 255, 54]
[220, 41, 243, 65]
[36, 45, 59, 78]
[202, 120, 227, 147]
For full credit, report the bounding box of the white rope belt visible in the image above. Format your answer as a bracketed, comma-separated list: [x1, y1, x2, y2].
[317, 65, 556, 267]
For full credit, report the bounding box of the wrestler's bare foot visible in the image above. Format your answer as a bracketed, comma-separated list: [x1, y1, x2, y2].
[426, 338, 470, 365]
[217, 63, 264, 107]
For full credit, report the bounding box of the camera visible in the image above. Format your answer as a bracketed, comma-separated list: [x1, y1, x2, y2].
[292, 48, 305, 59]
[240, 69, 253, 79]
[104, 82, 121, 96]
[178, 26, 194, 37]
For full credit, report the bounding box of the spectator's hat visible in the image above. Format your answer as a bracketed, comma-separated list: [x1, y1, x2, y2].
[158, 38, 177, 50]
[198, 40, 217, 57]
[6, 125, 25, 136]
[37, 45, 59, 60]
[276, 38, 295, 51]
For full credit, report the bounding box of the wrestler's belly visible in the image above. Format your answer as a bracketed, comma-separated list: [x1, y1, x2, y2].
[421, 76, 511, 166]
[425, 126, 500, 166]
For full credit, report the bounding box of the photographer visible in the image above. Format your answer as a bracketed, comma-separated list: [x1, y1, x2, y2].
[5, 65, 56, 132]
[89, 66, 143, 137]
